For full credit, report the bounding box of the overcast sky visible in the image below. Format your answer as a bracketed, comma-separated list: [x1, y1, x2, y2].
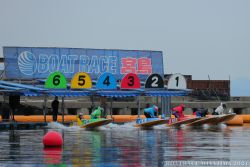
[0, 0, 249, 95]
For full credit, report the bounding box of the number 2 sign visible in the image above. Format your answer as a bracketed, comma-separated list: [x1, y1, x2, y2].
[71, 72, 92, 89]
[45, 71, 67, 89]
[121, 73, 141, 89]
[145, 73, 164, 88]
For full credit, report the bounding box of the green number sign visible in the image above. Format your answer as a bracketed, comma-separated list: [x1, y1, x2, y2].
[45, 72, 67, 89]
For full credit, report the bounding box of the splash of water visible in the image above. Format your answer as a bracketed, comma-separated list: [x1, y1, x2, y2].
[153, 124, 168, 129]
[47, 122, 81, 131]
[47, 121, 170, 131]
[99, 122, 137, 130]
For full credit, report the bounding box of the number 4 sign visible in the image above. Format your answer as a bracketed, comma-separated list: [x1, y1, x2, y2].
[167, 73, 187, 90]
[96, 73, 117, 89]
[45, 71, 67, 89]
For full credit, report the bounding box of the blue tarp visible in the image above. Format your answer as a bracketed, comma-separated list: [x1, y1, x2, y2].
[20, 90, 91, 97]
[143, 90, 189, 97]
[0, 80, 46, 91]
[0, 84, 23, 90]
[96, 89, 190, 97]
[96, 90, 141, 97]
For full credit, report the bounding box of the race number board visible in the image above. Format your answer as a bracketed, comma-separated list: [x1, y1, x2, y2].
[45, 72, 67, 89]
[145, 73, 164, 88]
[167, 73, 187, 89]
[121, 73, 140, 89]
[71, 72, 92, 89]
[96, 73, 117, 89]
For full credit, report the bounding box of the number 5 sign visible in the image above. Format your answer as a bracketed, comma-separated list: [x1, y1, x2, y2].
[71, 72, 92, 89]
[167, 73, 187, 90]
[45, 72, 67, 89]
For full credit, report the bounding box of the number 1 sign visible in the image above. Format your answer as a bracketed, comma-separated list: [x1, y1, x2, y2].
[45, 72, 67, 89]
[167, 73, 187, 90]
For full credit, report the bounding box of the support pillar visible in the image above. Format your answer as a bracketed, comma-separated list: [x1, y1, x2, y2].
[137, 96, 141, 118]
[43, 95, 47, 122]
[61, 96, 65, 124]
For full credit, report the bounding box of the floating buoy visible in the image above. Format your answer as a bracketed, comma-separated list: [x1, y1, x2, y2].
[225, 115, 243, 126]
[43, 131, 63, 147]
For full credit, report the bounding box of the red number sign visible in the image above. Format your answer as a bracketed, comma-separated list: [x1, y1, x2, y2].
[121, 73, 141, 89]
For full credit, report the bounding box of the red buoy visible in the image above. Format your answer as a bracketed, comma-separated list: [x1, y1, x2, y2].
[43, 131, 63, 147]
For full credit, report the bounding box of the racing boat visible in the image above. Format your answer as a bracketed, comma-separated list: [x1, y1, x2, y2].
[186, 113, 236, 126]
[168, 117, 202, 127]
[134, 117, 168, 128]
[77, 117, 112, 128]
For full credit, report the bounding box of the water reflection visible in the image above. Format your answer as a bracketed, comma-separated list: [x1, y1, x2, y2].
[0, 124, 250, 166]
[9, 130, 21, 162]
[43, 147, 63, 164]
[69, 129, 142, 166]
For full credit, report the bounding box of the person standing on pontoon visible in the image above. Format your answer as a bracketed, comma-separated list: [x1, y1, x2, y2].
[51, 96, 59, 122]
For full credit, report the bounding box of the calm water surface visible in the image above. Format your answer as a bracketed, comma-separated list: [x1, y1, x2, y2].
[0, 123, 250, 166]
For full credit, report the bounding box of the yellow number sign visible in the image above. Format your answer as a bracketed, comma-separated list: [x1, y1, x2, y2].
[70, 72, 92, 89]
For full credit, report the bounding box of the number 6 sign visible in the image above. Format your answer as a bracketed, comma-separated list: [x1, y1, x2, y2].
[45, 72, 67, 89]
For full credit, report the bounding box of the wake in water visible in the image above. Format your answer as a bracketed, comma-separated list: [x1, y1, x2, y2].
[47, 121, 170, 131]
[47, 122, 81, 131]
[153, 124, 168, 129]
[47, 121, 228, 131]
[99, 122, 136, 130]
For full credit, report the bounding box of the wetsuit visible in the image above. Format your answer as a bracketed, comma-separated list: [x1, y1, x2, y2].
[172, 104, 185, 118]
[91, 107, 102, 119]
[195, 108, 208, 117]
[144, 105, 157, 118]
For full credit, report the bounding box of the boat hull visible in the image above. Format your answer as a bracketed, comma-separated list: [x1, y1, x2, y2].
[135, 118, 168, 128]
[168, 117, 202, 127]
[81, 119, 113, 128]
[186, 114, 236, 126]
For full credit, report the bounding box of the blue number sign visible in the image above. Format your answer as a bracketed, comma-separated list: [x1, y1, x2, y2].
[96, 73, 117, 89]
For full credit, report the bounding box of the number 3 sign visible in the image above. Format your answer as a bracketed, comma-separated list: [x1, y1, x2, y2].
[121, 73, 141, 89]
